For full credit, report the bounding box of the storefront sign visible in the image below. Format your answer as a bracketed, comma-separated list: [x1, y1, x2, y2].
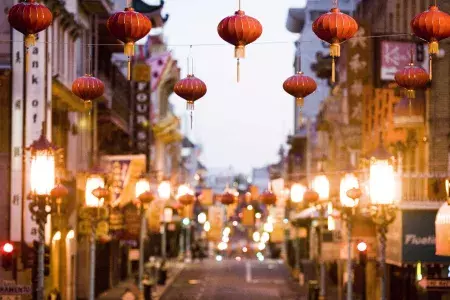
[109, 206, 124, 232]
[24, 31, 49, 244]
[386, 210, 402, 265]
[132, 63, 152, 170]
[200, 188, 213, 206]
[380, 41, 428, 81]
[123, 203, 141, 240]
[418, 278, 450, 290]
[242, 208, 255, 227]
[10, 27, 24, 242]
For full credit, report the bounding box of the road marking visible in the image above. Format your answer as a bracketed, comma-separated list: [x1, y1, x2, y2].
[246, 261, 252, 283]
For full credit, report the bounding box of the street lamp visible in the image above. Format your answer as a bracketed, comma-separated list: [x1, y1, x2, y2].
[339, 173, 361, 300]
[27, 132, 61, 300]
[158, 180, 171, 259]
[311, 174, 330, 300]
[135, 177, 154, 292]
[290, 183, 306, 204]
[368, 141, 396, 300]
[84, 173, 109, 300]
[177, 184, 195, 262]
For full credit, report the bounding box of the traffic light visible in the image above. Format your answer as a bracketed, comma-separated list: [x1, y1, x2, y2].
[44, 245, 50, 276]
[1, 242, 14, 270]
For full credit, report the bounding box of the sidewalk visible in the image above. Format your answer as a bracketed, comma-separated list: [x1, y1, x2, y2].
[96, 261, 185, 300]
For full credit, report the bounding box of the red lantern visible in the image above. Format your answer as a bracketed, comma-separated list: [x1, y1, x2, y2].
[138, 191, 154, 205]
[394, 62, 429, 99]
[174, 75, 207, 127]
[92, 187, 109, 202]
[107, 7, 152, 80]
[50, 183, 69, 199]
[221, 192, 236, 206]
[179, 194, 195, 206]
[312, 7, 358, 83]
[217, 4, 262, 82]
[283, 72, 317, 107]
[303, 189, 319, 205]
[411, 6, 450, 55]
[8, 0, 53, 48]
[411, 5, 450, 80]
[259, 190, 277, 206]
[72, 75, 105, 110]
[346, 188, 362, 201]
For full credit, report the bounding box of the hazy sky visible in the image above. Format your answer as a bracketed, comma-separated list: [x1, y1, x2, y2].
[161, 0, 306, 173]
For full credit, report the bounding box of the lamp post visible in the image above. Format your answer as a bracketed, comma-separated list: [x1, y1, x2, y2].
[135, 177, 154, 292]
[158, 180, 171, 259]
[339, 173, 361, 300]
[368, 142, 396, 300]
[27, 132, 61, 300]
[290, 183, 306, 277]
[85, 173, 109, 300]
[177, 184, 195, 262]
[311, 174, 330, 300]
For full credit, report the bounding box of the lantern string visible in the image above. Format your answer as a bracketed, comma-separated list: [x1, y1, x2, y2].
[238, 0, 241, 11]
[0, 33, 410, 47]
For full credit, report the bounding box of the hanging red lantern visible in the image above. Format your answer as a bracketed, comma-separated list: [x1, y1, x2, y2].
[221, 192, 236, 206]
[394, 62, 429, 99]
[303, 189, 319, 205]
[312, 7, 358, 83]
[72, 75, 105, 110]
[411, 5, 450, 80]
[174, 75, 207, 127]
[107, 6, 152, 80]
[178, 194, 195, 206]
[8, 0, 53, 71]
[259, 190, 277, 206]
[283, 72, 317, 108]
[50, 183, 69, 199]
[217, 2, 262, 82]
[138, 191, 154, 205]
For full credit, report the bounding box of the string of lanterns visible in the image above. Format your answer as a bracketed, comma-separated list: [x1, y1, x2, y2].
[6, 0, 450, 120]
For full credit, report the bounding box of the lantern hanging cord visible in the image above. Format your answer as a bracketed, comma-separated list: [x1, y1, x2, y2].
[0, 33, 411, 48]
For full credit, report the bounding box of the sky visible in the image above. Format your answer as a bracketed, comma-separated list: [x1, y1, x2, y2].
[158, 0, 306, 174]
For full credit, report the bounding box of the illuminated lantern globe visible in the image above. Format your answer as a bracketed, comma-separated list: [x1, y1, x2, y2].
[394, 59, 429, 99]
[174, 75, 207, 127]
[217, 1, 263, 82]
[50, 183, 69, 199]
[72, 75, 105, 110]
[303, 189, 319, 206]
[312, 6, 358, 83]
[107, 6, 152, 80]
[259, 190, 277, 206]
[283, 72, 317, 109]
[178, 193, 195, 206]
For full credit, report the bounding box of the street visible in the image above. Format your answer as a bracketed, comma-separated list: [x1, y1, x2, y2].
[161, 259, 304, 300]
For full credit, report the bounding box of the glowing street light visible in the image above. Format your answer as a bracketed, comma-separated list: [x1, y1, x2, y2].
[312, 175, 330, 202]
[158, 181, 171, 201]
[290, 183, 306, 203]
[340, 173, 359, 208]
[252, 232, 260, 242]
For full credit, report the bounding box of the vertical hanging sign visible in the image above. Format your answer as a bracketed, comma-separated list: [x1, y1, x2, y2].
[10, 28, 24, 242]
[24, 32, 47, 244]
[132, 63, 151, 170]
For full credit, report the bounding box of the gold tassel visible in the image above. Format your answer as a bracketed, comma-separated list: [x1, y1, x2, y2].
[127, 58, 131, 81]
[330, 43, 340, 57]
[331, 57, 336, 83]
[406, 89, 415, 99]
[24, 34, 36, 48]
[429, 41, 438, 55]
[124, 42, 134, 81]
[296, 97, 304, 107]
[84, 100, 92, 111]
[237, 59, 240, 83]
[25, 48, 29, 73]
[429, 55, 432, 81]
[235, 45, 245, 59]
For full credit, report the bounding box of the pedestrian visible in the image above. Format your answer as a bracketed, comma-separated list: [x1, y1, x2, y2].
[142, 272, 153, 300]
[157, 259, 168, 285]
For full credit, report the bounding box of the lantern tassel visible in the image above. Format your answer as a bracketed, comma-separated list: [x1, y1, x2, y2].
[25, 48, 29, 73]
[406, 89, 415, 99]
[296, 97, 304, 107]
[84, 100, 93, 111]
[124, 42, 134, 81]
[330, 43, 340, 57]
[127, 57, 131, 81]
[237, 58, 240, 83]
[429, 54, 432, 81]
[190, 111, 193, 129]
[429, 41, 438, 55]
[331, 56, 336, 83]
[408, 98, 412, 116]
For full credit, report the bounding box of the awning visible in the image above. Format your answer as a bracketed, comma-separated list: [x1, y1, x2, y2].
[52, 79, 86, 112]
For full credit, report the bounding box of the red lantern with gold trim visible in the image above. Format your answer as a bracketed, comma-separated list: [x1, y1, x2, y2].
[221, 192, 236, 206]
[217, 2, 262, 82]
[411, 5, 450, 55]
[283, 72, 317, 108]
[174, 74, 207, 127]
[72, 75, 105, 110]
[303, 189, 319, 205]
[8, 0, 53, 48]
[259, 190, 277, 207]
[107, 7, 152, 80]
[312, 7, 358, 83]
[51, 183, 69, 199]
[178, 194, 195, 206]
[394, 62, 429, 99]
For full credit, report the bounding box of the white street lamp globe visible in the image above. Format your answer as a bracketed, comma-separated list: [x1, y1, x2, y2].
[135, 178, 150, 198]
[369, 160, 395, 205]
[340, 173, 359, 208]
[30, 149, 55, 197]
[312, 175, 330, 201]
[158, 181, 171, 200]
[85, 175, 104, 207]
[290, 183, 306, 203]
[198, 212, 207, 224]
